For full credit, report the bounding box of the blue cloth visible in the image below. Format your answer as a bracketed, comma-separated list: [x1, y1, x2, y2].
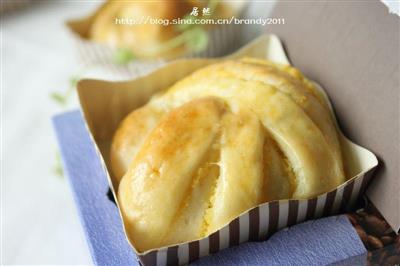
[192, 216, 366, 266]
[53, 110, 367, 266]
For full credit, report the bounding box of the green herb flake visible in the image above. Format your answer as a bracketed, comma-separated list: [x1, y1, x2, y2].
[69, 76, 79, 87]
[184, 27, 209, 53]
[175, 14, 196, 32]
[113, 48, 135, 65]
[53, 151, 64, 178]
[50, 92, 67, 106]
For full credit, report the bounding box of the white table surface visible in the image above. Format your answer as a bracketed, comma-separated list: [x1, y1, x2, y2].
[1, 1, 275, 265]
[2, 2, 100, 265]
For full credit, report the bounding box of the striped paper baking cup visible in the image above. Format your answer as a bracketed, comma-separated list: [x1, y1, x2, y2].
[66, 4, 245, 79]
[77, 35, 379, 266]
[70, 23, 240, 79]
[137, 168, 376, 266]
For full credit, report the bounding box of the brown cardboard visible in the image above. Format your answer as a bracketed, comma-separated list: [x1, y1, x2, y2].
[264, 0, 400, 232]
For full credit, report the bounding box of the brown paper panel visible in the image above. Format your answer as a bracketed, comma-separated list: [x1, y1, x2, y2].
[265, 0, 400, 233]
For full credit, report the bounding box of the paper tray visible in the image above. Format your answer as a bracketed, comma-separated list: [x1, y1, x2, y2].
[52, 110, 368, 266]
[75, 35, 378, 265]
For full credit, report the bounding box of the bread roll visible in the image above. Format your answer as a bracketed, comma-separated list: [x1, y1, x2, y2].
[89, 0, 233, 59]
[112, 59, 345, 251]
[89, 0, 195, 59]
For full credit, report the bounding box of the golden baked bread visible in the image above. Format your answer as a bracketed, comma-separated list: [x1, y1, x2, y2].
[111, 58, 345, 251]
[89, 0, 193, 59]
[89, 0, 232, 59]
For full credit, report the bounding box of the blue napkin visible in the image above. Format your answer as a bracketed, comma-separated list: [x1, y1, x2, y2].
[53, 110, 367, 266]
[193, 216, 366, 266]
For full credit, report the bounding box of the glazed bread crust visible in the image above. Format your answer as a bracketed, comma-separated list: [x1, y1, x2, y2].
[89, 0, 195, 59]
[112, 59, 345, 251]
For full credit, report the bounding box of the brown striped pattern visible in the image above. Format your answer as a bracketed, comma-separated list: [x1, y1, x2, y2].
[229, 218, 240, 246]
[306, 198, 318, 220]
[268, 201, 279, 236]
[341, 179, 355, 212]
[136, 170, 375, 265]
[323, 190, 337, 216]
[358, 168, 375, 201]
[209, 231, 219, 254]
[139, 251, 156, 266]
[188, 241, 199, 263]
[287, 200, 299, 227]
[248, 207, 260, 241]
[166, 246, 178, 266]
